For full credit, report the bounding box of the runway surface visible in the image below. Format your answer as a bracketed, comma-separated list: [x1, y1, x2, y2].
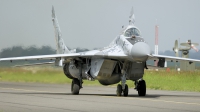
[0, 82, 200, 112]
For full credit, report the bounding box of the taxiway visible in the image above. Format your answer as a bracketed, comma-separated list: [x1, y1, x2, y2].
[0, 82, 200, 112]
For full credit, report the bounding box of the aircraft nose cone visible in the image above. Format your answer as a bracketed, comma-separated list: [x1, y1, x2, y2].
[131, 42, 151, 61]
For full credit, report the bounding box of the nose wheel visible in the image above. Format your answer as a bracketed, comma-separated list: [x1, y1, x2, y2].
[116, 84, 129, 97]
[116, 84, 122, 96]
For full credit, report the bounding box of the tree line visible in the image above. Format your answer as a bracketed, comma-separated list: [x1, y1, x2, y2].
[0, 45, 90, 58]
[0, 45, 90, 67]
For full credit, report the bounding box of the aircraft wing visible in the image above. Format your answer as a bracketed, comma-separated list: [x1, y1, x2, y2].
[1, 50, 199, 63]
[0, 50, 128, 62]
[148, 54, 200, 62]
[0, 53, 80, 62]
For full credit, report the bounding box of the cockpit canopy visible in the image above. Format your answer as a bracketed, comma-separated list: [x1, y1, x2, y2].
[124, 28, 140, 37]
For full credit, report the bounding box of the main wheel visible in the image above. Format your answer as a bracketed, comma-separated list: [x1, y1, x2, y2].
[116, 84, 122, 96]
[123, 84, 129, 97]
[71, 78, 80, 95]
[137, 80, 146, 96]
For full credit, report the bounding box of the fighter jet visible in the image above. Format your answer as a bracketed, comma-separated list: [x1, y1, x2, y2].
[1, 6, 200, 96]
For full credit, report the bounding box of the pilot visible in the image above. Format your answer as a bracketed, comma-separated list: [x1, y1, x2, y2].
[125, 28, 134, 37]
[129, 29, 134, 36]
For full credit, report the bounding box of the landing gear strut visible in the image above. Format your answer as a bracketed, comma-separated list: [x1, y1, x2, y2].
[71, 62, 84, 95]
[117, 62, 129, 97]
[136, 79, 146, 96]
[71, 78, 80, 95]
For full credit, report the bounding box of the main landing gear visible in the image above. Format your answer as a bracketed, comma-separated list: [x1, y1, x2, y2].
[71, 62, 83, 95]
[71, 78, 81, 95]
[135, 79, 146, 96]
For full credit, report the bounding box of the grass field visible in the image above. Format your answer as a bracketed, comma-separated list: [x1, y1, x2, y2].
[0, 67, 200, 92]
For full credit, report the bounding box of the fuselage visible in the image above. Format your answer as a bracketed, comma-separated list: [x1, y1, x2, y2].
[63, 25, 151, 83]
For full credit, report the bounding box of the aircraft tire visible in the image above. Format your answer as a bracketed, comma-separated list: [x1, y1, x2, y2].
[123, 84, 129, 97]
[71, 78, 80, 95]
[137, 80, 146, 96]
[116, 84, 122, 96]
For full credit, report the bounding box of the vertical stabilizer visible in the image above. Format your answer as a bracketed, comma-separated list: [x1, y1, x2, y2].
[129, 7, 135, 25]
[173, 40, 179, 57]
[52, 6, 70, 54]
[154, 25, 158, 55]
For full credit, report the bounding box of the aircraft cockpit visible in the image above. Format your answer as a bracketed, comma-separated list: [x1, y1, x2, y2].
[123, 27, 145, 45]
[124, 28, 140, 37]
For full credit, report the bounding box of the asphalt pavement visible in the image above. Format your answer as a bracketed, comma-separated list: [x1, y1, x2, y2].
[0, 82, 200, 112]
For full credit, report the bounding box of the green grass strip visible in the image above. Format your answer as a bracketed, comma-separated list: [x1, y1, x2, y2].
[0, 67, 200, 92]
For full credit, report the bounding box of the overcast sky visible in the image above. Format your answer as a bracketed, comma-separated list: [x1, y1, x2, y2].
[0, 0, 200, 52]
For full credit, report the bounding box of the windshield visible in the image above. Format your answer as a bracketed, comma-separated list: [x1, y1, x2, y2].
[124, 28, 140, 37]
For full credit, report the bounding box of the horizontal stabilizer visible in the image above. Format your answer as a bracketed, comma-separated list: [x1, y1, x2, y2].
[70, 49, 76, 53]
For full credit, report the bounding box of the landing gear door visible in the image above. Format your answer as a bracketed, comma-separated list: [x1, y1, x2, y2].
[127, 62, 144, 80]
[90, 58, 117, 78]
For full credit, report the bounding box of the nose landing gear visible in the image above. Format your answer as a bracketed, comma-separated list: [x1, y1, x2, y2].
[116, 84, 129, 97]
[116, 73, 129, 97]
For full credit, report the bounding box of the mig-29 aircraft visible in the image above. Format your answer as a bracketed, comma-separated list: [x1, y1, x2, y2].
[1, 7, 200, 97]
